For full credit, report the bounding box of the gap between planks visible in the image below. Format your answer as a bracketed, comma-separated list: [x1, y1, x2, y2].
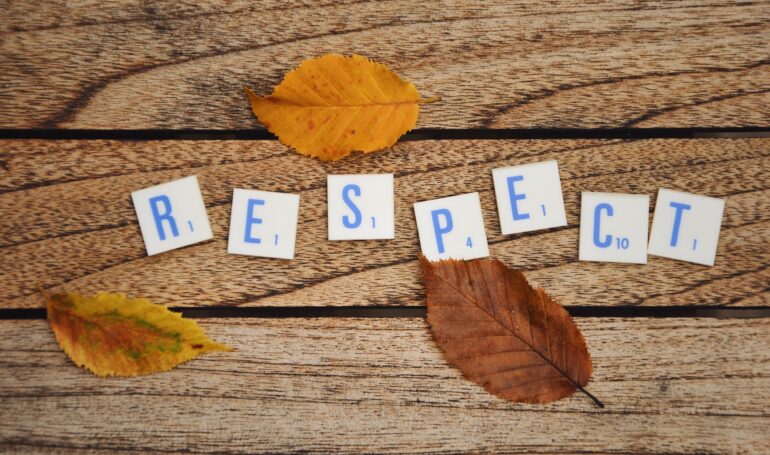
[0, 127, 769, 141]
[2, 306, 770, 320]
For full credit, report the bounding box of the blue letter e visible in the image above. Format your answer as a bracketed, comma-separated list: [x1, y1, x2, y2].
[431, 208, 453, 254]
[506, 175, 530, 221]
[149, 195, 179, 241]
[244, 198, 265, 244]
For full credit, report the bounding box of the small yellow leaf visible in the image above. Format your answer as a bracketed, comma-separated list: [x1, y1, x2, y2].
[246, 53, 434, 161]
[45, 292, 231, 377]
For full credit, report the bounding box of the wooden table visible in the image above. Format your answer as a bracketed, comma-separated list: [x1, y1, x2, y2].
[1, 1, 768, 453]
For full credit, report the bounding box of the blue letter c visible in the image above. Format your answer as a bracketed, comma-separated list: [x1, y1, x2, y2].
[593, 203, 613, 248]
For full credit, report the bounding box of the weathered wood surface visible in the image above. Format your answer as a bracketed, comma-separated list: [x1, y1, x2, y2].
[1, 0, 768, 129]
[1, 317, 767, 453]
[2, 138, 768, 309]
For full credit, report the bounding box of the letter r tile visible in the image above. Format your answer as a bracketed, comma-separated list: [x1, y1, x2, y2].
[131, 175, 213, 256]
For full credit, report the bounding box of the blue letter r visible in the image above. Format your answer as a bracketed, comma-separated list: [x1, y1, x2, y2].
[149, 195, 179, 241]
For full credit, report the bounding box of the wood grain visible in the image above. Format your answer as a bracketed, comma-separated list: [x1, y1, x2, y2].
[1, 138, 768, 309]
[1, 317, 768, 453]
[1, 1, 768, 129]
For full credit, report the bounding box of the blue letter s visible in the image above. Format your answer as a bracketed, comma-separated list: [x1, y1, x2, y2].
[342, 184, 362, 228]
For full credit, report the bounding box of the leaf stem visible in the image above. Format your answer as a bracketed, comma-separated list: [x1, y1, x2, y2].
[577, 385, 605, 408]
[417, 96, 441, 104]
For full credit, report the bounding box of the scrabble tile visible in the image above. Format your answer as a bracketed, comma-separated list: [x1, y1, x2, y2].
[131, 175, 213, 256]
[227, 189, 300, 259]
[327, 174, 395, 240]
[492, 159, 567, 235]
[414, 192, 489, 261]
[648, 188, 725, 266]
[579, 192, 649, 264]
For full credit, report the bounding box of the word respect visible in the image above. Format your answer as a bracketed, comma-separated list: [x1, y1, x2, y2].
[131, 159, 725, 266]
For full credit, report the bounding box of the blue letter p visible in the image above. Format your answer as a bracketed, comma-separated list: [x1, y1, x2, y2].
[431, 208, 454, 254]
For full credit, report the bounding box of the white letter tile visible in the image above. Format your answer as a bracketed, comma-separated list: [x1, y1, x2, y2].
[131, 175, 213, 256]
[492, 159, 567, 235]
[414, 193, 489, 261]
[648, 188, 725, 266]
[579, 192, 649, 264]
[227, 189, 300, 259]
[327, 174, 395, 240]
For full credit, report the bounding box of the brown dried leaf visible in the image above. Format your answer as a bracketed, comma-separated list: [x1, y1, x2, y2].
[420, 256, 602, 407]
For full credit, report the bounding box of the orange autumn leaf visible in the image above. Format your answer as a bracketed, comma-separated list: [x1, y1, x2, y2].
[45, 291, 231, 377]
[245, 54, 436, 161]
[420, 256, 603, 407]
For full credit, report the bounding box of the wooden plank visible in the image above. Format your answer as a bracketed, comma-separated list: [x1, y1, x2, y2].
[0, 317, 768, 453]
[1, 1, 768, 129]
[1, 138, 768, 309]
